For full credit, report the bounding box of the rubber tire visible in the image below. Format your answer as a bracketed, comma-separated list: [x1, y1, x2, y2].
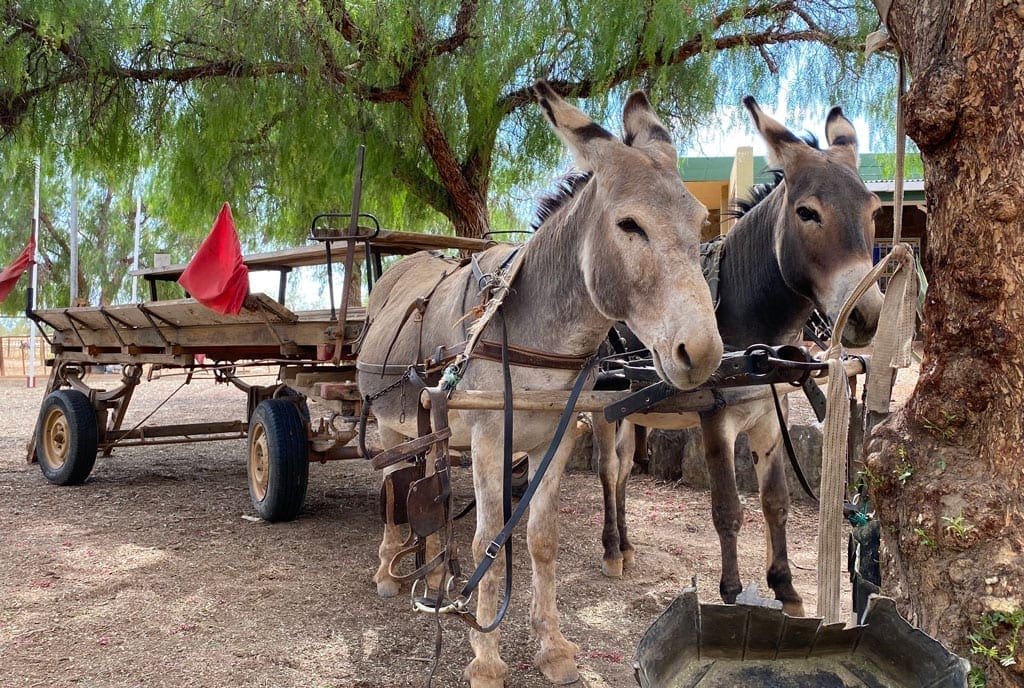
[247, 398, 309, 522]
[35, 389, 99, 485]
[277, 387, 311, 422]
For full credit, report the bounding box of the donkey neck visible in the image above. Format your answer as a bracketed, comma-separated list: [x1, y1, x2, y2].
[498, 188, 611, 357]
[716, 190, 814, 348]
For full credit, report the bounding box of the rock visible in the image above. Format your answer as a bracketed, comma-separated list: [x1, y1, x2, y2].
[787, 425, 822, 501]
[565, 428, 595, 472]
[641, 424, 823, 502]
[645, 427, 758, 493]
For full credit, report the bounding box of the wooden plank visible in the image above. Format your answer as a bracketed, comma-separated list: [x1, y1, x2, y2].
[37, 296, 304, 336]
[244, 292, 299, 323]
[442, 389, 716, 414]
[440, 357, 869, 420]
[49, 319, 339, 351]
[132, 229, 494, 279]
[106, 420, 247, 441]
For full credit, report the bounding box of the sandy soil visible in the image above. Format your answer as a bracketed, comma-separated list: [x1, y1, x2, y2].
[0, 363, 916, 688]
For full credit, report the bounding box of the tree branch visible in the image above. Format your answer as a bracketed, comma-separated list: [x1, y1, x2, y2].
[496, 0, 857, 114]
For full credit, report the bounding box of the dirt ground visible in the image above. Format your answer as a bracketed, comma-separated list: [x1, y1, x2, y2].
[0, 364, 916, 688]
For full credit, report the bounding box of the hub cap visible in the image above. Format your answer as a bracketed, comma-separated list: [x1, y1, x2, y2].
[249, 423, 270, 501]
[41, 408, 70, 470]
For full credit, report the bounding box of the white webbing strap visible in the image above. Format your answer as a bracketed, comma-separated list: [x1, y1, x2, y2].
[818, 358, 851, 623]
[815, 242, 917, 622]
[865, 247, 918, 413]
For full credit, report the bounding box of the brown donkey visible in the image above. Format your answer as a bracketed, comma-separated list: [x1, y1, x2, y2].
[593, 98, 884, 615]
[357, 82, 723, 687]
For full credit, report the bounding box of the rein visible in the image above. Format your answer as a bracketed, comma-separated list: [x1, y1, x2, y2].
[454, 325, 597, 631]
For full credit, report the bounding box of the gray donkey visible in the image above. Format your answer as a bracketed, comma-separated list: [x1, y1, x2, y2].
[593, 98, 884, 616]
[357, 81, 723, 687]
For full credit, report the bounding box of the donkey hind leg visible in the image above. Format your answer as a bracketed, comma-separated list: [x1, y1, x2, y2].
[747, 408, 805, 616]
[465, 430, 509, 688]
[527, 433, 580, 685]
[701, 413, 745, 604]
[614, 420, 637, 569]
[594, 415, 625, 577]
[373, 425, 411, 599]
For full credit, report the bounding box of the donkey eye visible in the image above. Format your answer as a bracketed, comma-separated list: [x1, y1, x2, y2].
[796, 206, 821, 224]
[617, 218, 648, 239]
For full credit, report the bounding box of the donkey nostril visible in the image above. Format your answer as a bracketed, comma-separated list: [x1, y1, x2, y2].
[676, 343, 692, 370]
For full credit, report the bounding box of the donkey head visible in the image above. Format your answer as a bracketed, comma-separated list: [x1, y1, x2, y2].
[532, 81, 723, 389]
[743, 97, 883, 347]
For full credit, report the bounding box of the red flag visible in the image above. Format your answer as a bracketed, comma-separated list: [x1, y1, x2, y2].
[177, 203, 249, 315]
[0, 235, 35, 305]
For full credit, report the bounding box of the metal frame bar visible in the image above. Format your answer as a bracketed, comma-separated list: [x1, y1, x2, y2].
[62, 310, 90, 347]
[136, 304, 174, 348]
[97, 308, 129, 348]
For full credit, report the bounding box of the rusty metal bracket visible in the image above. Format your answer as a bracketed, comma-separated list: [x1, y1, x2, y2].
[136, 303, 175, 349]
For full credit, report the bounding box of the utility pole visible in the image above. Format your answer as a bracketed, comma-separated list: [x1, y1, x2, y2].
[132, 195, 141, 303]
[27, 156, 39, 388]
[70, 175, 79, 304]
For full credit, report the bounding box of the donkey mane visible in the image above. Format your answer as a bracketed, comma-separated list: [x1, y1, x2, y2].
[530, 171, 594, 230]
[726, 132, 819, 219]
[727, 169, 784, 219]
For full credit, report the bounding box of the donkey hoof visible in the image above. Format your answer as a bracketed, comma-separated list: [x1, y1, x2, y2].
[601, 557, 623, 578]
[782, 599, 806, 617]
[375, 578, 400, 599]
[465, 656, 507, 688]
[467, 677, 504, 688]
[537, 642, 580, 685]
[621, 547, 636, 569]
[538, 657, 579, 685]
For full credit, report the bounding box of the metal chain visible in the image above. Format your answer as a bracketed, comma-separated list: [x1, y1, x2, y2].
[364, 369, 410, 404]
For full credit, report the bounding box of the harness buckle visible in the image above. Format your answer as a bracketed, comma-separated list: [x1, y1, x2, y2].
[484, 540, 502, 559]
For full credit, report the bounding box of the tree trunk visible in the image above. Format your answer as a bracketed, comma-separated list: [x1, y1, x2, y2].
[447, 186, 490, 240]
[867, 2, 1024, 685]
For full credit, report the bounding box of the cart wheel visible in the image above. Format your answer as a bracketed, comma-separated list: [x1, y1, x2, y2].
[277, 387, 311, 422]
[247, 399, 309, 522]
[35, 389, 99, 485]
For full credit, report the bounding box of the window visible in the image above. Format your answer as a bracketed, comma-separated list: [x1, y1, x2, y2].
[873, 238, 921, 292]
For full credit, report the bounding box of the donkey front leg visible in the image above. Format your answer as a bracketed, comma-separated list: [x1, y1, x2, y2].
[747, 408, 805, 616]
[465, 431, 510, 688]
[700, 412, 745, 605]
[527, 434, 580, 685]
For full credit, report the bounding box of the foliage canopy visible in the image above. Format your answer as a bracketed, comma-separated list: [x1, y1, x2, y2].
[0, 0, 890, 310]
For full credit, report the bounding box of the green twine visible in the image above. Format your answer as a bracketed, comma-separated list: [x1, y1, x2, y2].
[441, 364, 462, 391]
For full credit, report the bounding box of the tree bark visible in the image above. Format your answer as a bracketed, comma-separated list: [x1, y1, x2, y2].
[867, 2, 1024, 685]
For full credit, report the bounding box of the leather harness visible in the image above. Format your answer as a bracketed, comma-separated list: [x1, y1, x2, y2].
[357, 242, 599, 633]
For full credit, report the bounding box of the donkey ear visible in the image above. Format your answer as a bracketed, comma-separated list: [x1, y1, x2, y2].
[743, 96, 811, 171]
[533, 80, 615, 172]
[825, 106, 860, 169]
[622, 91, 676, 159]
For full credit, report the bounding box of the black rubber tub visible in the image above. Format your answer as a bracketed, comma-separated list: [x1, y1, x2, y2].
[634, 587, 969, 688]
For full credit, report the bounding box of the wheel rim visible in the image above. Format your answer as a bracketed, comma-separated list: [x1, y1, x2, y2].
[249, 423, 270, 501]
[41, 407, 70, 471]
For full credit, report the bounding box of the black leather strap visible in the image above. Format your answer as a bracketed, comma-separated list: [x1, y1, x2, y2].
[770, 385, 819, 502]
[457, 335, 597, 630]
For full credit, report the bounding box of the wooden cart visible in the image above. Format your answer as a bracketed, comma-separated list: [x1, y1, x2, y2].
[27, 225, 494, 521]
